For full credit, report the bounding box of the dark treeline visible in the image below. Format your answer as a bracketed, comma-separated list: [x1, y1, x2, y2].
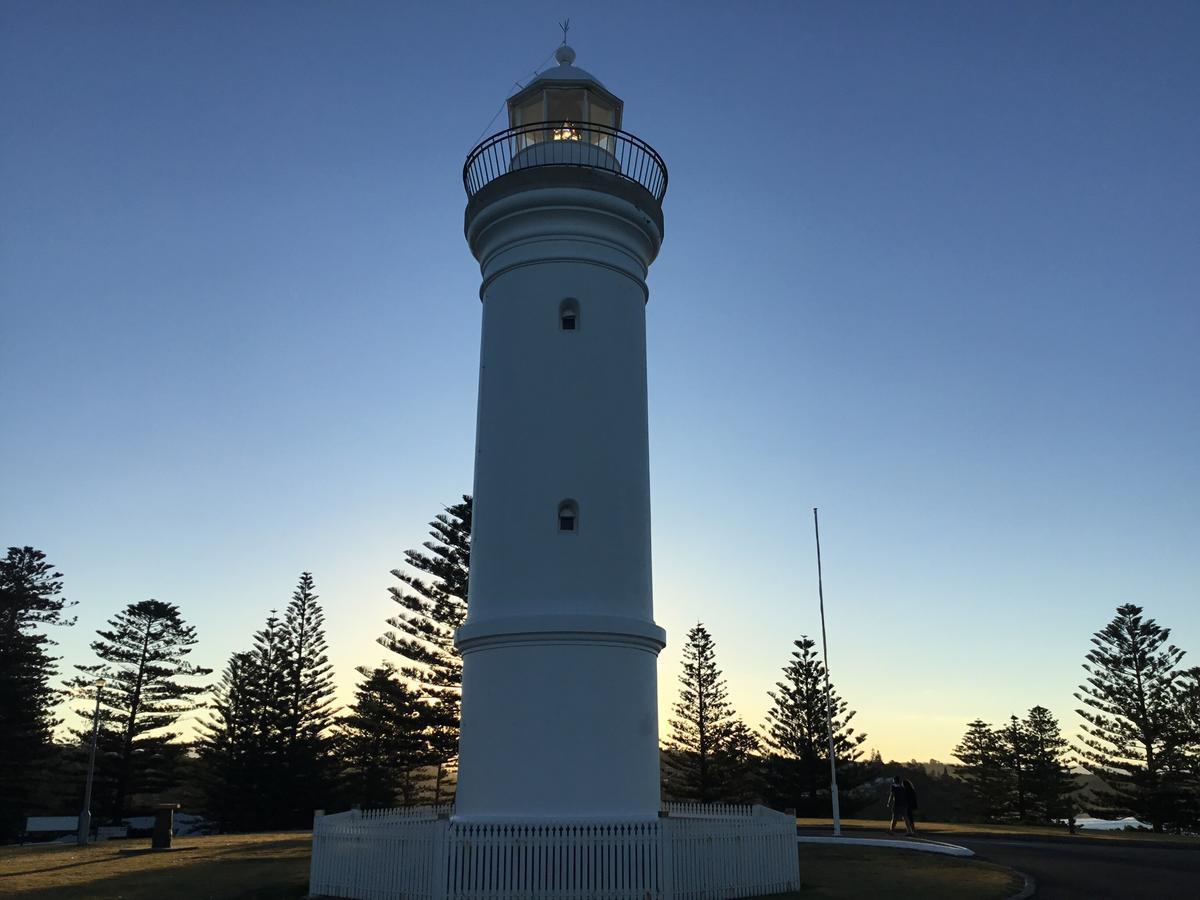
[953, 707, 1076, 823]
[198, 573, 338, 830]
[945, 604, 1200, 833]
[0, 499, 474, 842]
[3, 498, 1200, 841]
[662, 623, 876, 815]
[0, 494, 467, 840]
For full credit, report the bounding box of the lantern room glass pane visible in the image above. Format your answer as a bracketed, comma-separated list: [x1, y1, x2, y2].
[512, 96, 543, 126]
[546, 89, 585, 126]
[588, 96, 615, 127]
[512, 95, 545, 148]
[586, 95, 616, 151]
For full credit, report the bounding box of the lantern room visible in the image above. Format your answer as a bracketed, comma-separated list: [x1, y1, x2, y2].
[507, 45, 623, 149]
[463, 43, 667, 203]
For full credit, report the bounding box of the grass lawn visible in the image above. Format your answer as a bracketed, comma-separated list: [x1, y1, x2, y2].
[0, 832, 1023, 899]
[771, 844, 1024, 899]
[795, 816, 1200, 844]
[0, 832, 310, 899]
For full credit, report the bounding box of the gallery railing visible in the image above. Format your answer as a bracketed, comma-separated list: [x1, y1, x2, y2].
[464, 122, 668, 202]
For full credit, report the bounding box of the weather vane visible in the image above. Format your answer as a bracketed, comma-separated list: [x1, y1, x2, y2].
[559, 19, 570, 44]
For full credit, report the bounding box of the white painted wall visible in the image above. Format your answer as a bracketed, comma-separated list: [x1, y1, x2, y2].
[456, 179, 666, 820]
[469, 260, 652, 620]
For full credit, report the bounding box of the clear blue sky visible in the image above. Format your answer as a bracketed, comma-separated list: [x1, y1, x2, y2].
[3, 1, 1197, 762]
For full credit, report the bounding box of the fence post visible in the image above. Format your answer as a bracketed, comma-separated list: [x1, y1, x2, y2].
[308, 811, 324, 897]
[658, 812, 673, 900]
[431, 818, 448, 900]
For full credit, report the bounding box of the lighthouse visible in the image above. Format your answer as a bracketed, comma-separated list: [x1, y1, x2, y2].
[307, 43, 800, 900]
[455, 44, 668, 822]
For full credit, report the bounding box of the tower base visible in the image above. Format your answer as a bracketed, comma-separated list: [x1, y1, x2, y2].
[454, 615, 665, 821]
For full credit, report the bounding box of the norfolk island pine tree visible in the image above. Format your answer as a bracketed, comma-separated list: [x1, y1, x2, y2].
[379, 495, 471, 804]
[68, 599, 210, 822]
[1075, 604, 1196, 831]
[665, 622, 760, 804]
[200, 575, 339, 829]
[761, 636, 868, 816]
[278, 573, 339, 824]
[0, 547, 76, 841]
[339, 664, 431, 808]
[200, 609, 291, 830]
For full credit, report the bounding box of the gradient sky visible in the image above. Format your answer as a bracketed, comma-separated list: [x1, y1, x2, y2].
[3, 1, 1197, 763]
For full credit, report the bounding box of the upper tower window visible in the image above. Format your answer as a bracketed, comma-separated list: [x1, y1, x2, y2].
[558, 500, 578, 533]
[560, 298, 579, 331]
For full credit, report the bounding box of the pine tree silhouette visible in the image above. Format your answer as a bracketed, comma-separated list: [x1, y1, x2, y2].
[1075, 603, 1193, 831]
[761, 636, 866, 816]
[380, 496, 471, 803]
[0, 547, 76, 840]
[665, 623, 759, 803]
[69, 600, 210, 821]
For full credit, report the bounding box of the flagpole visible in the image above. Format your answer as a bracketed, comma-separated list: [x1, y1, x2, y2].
[814, 507, 842, 836]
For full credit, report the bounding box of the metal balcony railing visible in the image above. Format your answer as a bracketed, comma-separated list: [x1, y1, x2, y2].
[464, 122, 668, 202]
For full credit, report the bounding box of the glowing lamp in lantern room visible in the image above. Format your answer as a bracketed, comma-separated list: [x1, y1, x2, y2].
[507, 45, 624, 169]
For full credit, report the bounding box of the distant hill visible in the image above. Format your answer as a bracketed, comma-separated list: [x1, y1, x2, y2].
[899, 759, 964, 777]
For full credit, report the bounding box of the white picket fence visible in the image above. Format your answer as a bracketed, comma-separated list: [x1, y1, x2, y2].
[354, 805, 454, 822]
[309, 804, 799, 899]
[664, 802, 753, 820]
[310, 813, 446, 900]
[446, 821, 663, 898]
[666, 807, 797, 900]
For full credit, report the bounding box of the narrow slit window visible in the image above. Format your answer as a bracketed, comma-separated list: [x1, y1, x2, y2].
[559, 298, 579, 331]
[558, 500, 578, 533]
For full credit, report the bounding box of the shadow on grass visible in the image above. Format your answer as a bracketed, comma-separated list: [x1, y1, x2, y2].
[117, 846, 200, 857]
[6, 837, 312, 900]
[3, 854, 117, 879]
[11, 858, 309, 900]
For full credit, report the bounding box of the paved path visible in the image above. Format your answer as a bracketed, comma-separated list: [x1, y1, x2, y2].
[959, 834, 1200, 900]
[797, 827, 1200, 899]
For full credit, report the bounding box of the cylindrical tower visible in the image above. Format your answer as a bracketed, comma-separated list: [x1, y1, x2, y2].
[455, 45, 668, 822]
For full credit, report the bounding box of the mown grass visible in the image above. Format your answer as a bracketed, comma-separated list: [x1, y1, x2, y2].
[795, 816, 1200, 844]
[0, 832, 310, 899]
[0, 832, 1023, 899]
[773, 844, 1024, 899]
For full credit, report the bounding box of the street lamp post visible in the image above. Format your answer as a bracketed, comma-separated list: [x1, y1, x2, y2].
[77, 677, 106, 846]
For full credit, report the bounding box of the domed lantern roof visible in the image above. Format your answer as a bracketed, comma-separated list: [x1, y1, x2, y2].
[507, 45, 624, 143]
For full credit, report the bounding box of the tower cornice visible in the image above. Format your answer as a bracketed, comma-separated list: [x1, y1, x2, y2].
[457, 613, 667, 655]
[465, 176, 664, 302]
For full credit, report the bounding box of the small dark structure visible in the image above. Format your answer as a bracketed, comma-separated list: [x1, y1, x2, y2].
[152, 803, 179, 849]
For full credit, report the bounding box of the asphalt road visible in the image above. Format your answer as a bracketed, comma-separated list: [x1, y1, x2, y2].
[958, 834, 1200, 900]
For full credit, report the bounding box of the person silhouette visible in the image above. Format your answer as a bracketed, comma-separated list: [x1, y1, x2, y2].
[887, 775, 916, 836]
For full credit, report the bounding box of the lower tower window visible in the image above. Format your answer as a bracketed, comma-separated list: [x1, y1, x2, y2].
[558, 499, 578, 532]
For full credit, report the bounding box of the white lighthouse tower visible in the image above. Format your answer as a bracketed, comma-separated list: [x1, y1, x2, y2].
[455, 44, 668, 822]
[308, 44, 800, 900]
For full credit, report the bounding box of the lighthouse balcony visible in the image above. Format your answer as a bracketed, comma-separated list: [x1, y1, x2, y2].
[464, 122, 668, 203]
